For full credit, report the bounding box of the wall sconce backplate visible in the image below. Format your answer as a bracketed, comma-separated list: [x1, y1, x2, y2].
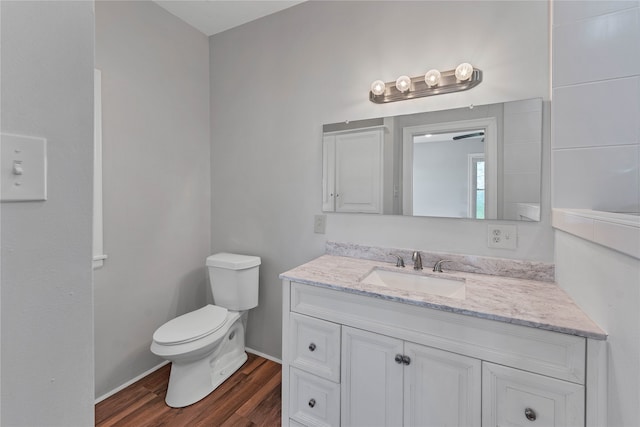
[370, 68, 482, 104]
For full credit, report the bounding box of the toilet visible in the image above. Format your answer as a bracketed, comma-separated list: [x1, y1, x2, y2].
[150, 252, 261, 408]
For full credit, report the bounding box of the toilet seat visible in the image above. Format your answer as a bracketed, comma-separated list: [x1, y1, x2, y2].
[153, 305, 228, 345]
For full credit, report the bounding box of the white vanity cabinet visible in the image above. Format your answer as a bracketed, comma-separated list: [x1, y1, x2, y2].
[322, 128, 383, 213]
[281, 279, 603, 427]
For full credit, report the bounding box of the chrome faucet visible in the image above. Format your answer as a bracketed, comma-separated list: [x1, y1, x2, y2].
[392, 254, 405, 268]
[433, 259, 452, 273]
[412, 251, 423, 270]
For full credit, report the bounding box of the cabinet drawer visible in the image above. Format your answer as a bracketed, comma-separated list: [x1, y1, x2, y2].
[291, 313, 341, 382]
[482, 362, 584, 427]
[290, 367, 340, 427]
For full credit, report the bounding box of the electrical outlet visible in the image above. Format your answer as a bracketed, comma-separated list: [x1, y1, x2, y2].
[487, 224, 517, 249]
[314, 214, 327, 234]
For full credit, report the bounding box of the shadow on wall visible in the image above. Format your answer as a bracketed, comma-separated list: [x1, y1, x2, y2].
[169, 267, 211, 321]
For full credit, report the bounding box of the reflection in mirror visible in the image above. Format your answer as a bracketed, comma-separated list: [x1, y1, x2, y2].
[408, 129, 487, 218]
[322, 98, 543, 221]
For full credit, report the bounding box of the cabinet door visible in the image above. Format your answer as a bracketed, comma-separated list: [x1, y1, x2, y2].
[341, 326, 403, 427]
[404, 342, 481, 427]
[335, 130, 383, 213]
[482, 362, 584, 427]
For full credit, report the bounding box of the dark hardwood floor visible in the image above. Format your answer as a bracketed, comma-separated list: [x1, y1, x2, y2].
[95, 353, 282, 427]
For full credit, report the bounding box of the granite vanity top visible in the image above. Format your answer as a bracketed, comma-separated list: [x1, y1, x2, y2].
[280, 254, 607, 340]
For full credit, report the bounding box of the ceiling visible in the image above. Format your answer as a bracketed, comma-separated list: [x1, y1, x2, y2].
[154, 1, 305, 36]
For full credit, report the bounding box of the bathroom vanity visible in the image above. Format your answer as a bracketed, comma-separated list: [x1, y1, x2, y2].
[280, 248, 607, 427]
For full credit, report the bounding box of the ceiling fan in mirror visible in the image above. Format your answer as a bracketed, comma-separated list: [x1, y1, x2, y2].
[452, 131, 485, 142]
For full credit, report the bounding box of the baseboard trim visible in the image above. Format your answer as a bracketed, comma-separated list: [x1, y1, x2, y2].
[94, 360, 170, 404]
[246, 347, 282, 364]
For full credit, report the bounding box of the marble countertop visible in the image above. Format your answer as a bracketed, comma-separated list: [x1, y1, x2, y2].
[280, 254, 607, 340]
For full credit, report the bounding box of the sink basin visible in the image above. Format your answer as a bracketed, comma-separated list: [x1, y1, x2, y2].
[361, 268, 466, 300]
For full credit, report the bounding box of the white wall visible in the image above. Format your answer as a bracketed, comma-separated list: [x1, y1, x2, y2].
[412, 138, 484, 218]
[552, 1, 639, 212]
[0, 1, 95, 425]
[552, 1, 640, 425]
[502, 98, 543, 220]
[555, 232, 640, 426]
[94, 1, 211, 398]
[210, 0, 551, 359]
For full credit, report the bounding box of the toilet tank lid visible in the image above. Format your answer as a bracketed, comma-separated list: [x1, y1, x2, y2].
[206, 253, 261, 270]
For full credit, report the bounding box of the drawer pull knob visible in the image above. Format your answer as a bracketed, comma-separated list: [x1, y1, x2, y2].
[308, 343, 316, 352]
[524, 407, 537, 421]
[402, 355, 411, 365]
[395, 354, 404, 364]
[308, 398, 316, 408]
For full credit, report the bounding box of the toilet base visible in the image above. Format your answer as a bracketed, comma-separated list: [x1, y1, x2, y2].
[163, 313, 248, 408]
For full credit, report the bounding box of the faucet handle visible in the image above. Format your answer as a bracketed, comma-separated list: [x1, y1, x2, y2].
[392, 254, 405, 268]
[433, 259, 452, 273]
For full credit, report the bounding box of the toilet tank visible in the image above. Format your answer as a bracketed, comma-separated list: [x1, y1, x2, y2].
[206, 253, 261, 311]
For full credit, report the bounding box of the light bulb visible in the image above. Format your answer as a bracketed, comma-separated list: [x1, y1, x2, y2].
[424, 69, 441, 87]
[395, 75, 411, 93]
[455, 63, 474, 81]
[370, 80, 386, 96]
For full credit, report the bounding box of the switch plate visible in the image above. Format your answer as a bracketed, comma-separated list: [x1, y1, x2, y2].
[487, 224, 517, 250]
[314, 214, 327, 234]
[1, 133, 47, 201]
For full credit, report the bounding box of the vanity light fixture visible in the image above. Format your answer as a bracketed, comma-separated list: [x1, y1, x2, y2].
[454, 62, 474, 81]
[370, 80, 386, 96]
[395, 75, 412, 93]
[424, 69, 441, 87]
[369, 62, 482, 104]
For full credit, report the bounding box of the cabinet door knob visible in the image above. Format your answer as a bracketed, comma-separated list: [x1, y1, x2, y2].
[308, 343, 316, 352]
[524, 407, 536, 421]
[308, 398, 316, 408]
[402, 355, 411, 365]
[395, 354, 404, 364]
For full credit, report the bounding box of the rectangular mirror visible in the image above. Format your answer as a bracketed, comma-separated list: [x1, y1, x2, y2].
[322, 98, 542, 221]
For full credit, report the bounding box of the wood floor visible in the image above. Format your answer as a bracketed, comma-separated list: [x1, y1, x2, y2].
[95, 353, 282, 427]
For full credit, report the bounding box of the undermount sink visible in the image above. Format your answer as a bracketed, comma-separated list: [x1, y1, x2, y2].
[361, 268, 466, 300]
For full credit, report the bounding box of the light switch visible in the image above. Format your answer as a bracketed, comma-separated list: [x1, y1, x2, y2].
[1, 133, 47, 201]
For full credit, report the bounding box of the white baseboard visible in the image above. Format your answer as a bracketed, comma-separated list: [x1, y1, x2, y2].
[246, 347, 282, 364]
[94, 360, 170, 404]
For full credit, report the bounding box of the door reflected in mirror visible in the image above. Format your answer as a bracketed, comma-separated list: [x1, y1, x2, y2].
[322, 98, 543, 221]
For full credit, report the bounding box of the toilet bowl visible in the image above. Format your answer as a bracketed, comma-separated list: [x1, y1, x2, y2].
[150, 253, 260, 408]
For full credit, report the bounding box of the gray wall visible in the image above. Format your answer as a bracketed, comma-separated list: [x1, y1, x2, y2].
[210, 1, 551, 360]
[94, 1, 211, 398]
[1, 1, 95, 425]
[552, 1, 640, 425]
[412, 138, 485, 218]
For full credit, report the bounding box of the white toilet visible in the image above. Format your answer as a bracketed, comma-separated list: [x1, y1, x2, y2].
[150, 252, 261, 408]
